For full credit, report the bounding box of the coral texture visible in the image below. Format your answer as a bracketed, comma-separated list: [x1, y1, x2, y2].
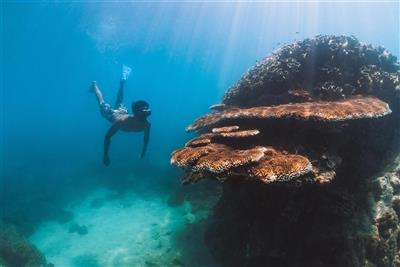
[222, 35, 399, 107]
[244, 149, 312, 183]
[218, 129, 260, 138]
[172, 144, 266, 174]
[172, 131, 313, 185]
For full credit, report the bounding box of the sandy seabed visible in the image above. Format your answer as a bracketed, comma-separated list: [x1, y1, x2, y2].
[30, 188, 202, 267]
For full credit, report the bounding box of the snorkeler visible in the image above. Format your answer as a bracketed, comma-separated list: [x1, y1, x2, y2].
[90, 65, 151, 166]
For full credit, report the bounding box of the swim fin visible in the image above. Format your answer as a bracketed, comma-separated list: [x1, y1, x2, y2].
[122, 65, 132, 80]
[89, 81, 97, 93]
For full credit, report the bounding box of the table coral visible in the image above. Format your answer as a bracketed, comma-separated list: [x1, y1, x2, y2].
[171, 35, 400, 267]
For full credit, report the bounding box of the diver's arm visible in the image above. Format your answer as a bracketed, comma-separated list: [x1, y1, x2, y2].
[104, 124, 119, 166]
[140, 123, 151, 159]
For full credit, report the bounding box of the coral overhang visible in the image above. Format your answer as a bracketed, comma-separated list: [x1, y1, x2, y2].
[187, 96, 391, 132]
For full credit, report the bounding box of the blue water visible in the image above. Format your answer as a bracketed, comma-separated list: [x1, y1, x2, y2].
[1, 2, 399, 266]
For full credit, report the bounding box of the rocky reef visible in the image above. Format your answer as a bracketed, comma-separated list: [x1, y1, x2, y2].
[0, 223, 52, 267]
[171, 35, 400, 267]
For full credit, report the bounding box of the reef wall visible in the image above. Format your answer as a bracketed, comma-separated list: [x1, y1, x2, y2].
[204, 150, 400, 267]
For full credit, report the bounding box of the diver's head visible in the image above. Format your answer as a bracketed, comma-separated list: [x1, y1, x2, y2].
[132, 100, 151, 119]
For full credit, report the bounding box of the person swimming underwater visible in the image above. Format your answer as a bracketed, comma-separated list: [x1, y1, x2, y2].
[90, 65, 151, 166]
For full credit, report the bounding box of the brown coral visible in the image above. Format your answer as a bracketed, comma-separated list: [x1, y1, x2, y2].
[209, 103, 227, 111]
[185, 128, 259, 149]
[212, 126, 240, 133]
[171, 143, 225, 167]
[218, 129, 260, 138]
[172, 143, 267, 174]
[187, 96, 391, 132]
[244, 148, 312, 183]
[313, 169, 336, 184]
[176, 95, 390, 185]
[185, 133, 214, 147]
[193, 146, 267, 174]
[172, 139, 313, 184]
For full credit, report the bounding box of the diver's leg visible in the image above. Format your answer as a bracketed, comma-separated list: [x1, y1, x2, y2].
[91, 81, 105, 105]
[114, 79, 125, 108]
[115, 65, 132, 108]
[91, 81, 114, 122]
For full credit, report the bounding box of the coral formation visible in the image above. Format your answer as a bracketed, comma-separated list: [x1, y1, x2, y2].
[222, 35, 399, 107]
[172, 144, 266, 174]
[211, 126, 240, 133]
[218, 129, 260, 138]
[208, 103, 227, 111]
[171, 35, 400, 267]
[172, 128, 313, 184]
[188, 96, 391, 132]
[192, 146, 266, 174]
[243, 149, 312, 183]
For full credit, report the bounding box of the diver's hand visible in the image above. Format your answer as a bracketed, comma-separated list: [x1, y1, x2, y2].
[103, 155, 110, 166]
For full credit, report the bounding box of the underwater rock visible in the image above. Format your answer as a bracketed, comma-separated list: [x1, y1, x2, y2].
[171, 35, 400, 266]
[0, 223, 51, 267]
[71, 253, 101, 267]
[144, 251, 184, 267]
[367, 155, 400, 267]
[167, 189, 186, 207]
[68, 222, 89, 236]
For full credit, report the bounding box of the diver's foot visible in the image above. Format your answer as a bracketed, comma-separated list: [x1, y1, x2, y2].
[121, 65, 132, 81]
[89, 81, 96, 93]
[103, 155, 110, 166]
